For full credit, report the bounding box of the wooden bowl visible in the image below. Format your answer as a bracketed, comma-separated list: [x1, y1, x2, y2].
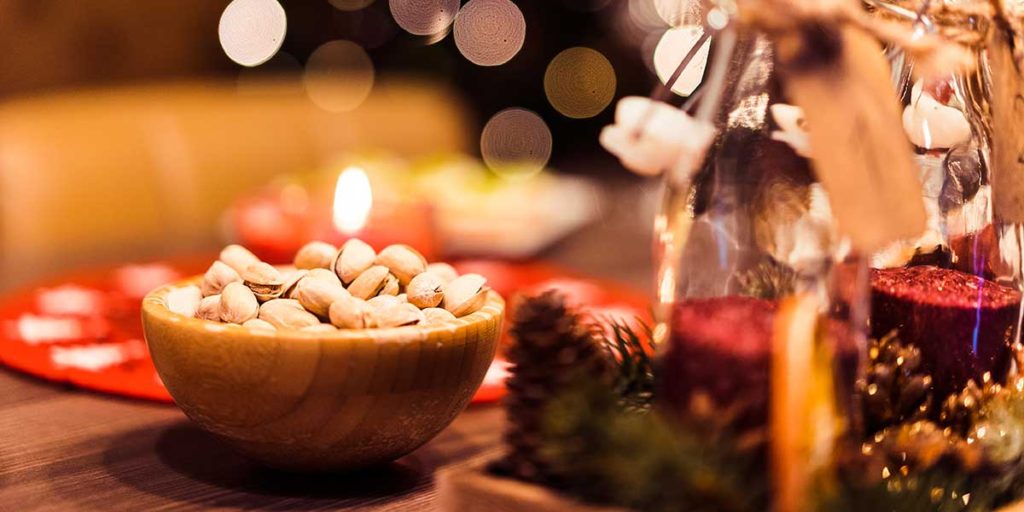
[141, 276, 503, 471]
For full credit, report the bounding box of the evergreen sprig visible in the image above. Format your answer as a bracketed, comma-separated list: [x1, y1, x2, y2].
[592, 318, 655, 411]
[541, 379, 768, 512]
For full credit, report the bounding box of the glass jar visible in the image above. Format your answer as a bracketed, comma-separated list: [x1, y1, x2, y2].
[653, 30, 863, 512]
[868, 1, 1020, 398]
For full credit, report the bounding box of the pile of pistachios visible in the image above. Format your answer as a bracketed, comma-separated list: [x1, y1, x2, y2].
[164, 240, 489, 332]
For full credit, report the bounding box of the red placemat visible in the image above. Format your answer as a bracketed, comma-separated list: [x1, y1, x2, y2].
[0, 259, 649, 404]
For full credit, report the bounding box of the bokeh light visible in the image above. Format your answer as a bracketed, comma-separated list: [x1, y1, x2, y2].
[480, 108, 553, 179]
[329, 0, 376, 11]
[628, 0, 667, 31]
[218, 0, 288, 67]
[653, 0, 701, 27]
[544, 47, 617, 119]
[653, 26, 711, 96]
[453, 0, 527, 67]
[303, 40, 376, 112]
[389, 0, 460, 37]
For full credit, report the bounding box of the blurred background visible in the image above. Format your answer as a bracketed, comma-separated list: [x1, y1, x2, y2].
[0, 0, 697, 290]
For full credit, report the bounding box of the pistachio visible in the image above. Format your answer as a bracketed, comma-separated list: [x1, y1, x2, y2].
[307, 268, 343, 286]
[294, 277, 350, 318]
[242, 318, 277, 331]
[294, 241, 337, 270]
[374, 244, 428, 285]
[373, 302, 425, 328]
[442, 273, 488, 317]
[242, 262, 284, 302]
[281, 269, 309, 299]
[219, 244, 260, 274]
[301, 323, 338, 333]
[258, 298, 321, 330]
[328, 296, 374, 329]
[396, 293, 408, 303]
[220, 282, 259, 323]
[426, 262, 459, 284]
[196, 295, 222, 321]
[201, 261, 241, 297]
[347, 265, 399, 299]
[334, 238, 376, 284]
[422, 307, 457, 324]
[406, 272, 444, 309]
[367, 294, 402, 309]
[380, 275, 400, 296]
[166, 285, 202, 318]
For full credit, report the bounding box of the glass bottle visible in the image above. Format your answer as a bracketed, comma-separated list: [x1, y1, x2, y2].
[653, 29, 861, 512]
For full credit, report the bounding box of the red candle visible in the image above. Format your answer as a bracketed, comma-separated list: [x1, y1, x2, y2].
[230, 166, 439, 264]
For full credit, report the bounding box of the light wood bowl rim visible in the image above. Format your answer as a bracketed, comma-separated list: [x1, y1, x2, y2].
[142, 274, 505, 344]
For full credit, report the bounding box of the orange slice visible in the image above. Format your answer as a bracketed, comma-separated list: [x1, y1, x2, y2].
[771, 293, 840, 512]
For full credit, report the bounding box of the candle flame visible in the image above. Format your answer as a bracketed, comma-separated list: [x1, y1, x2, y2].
[333, 166, 372, 234]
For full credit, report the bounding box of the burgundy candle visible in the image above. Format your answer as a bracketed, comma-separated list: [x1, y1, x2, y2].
[659, 296, 859, 428]
[870, 265, 1021, 397]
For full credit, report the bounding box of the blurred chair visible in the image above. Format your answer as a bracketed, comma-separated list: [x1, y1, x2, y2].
[0, 78, 470, 289]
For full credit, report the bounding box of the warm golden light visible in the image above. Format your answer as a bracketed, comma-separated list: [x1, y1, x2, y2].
[333, 166, 373, 234]
[544, 47, 617, 119]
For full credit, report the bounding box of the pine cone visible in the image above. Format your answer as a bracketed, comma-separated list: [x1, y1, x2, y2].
[842, 420, 986, 484]
[860, 332, 934, 434]
[493, 290, 613, 484]
[940, 376, 1003, 436]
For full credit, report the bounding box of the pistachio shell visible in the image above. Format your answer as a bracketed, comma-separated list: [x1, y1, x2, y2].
[380, 275, 400, 296]
[426, 262, 459, 284]
[301, 323, 338, 333]
[328, 296, 374, 329]
[442, 273, 488, 317]
[294, 241, 338, 270]
[367, 294, 402, 310]
[347, 265, 399, 300]
[196, 295, 222, 321]
[374, 244, 428, 285]
[220, 282, 259, 323]
[294, 277, 350, 318]
[219, 244, 261, 274]
[306, 268, 343, 287]
[201, 261, 241, 297]
[258, 298, 321, 330]
[407, 272, 444, 309]
[242, 318, 277, 331]
[422, 307, 457, 324]
[242, 262, 284, 302]
[281, 269, 309, 299]
[334, 238, 376, 284]
[373, 303, 425, 328]
[166, 285, 202, 318]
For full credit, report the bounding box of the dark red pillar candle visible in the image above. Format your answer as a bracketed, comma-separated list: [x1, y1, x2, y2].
[870, 266, 1021, 397]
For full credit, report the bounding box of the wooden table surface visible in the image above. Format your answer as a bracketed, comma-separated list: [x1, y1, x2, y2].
[0, 178, 655, 511]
